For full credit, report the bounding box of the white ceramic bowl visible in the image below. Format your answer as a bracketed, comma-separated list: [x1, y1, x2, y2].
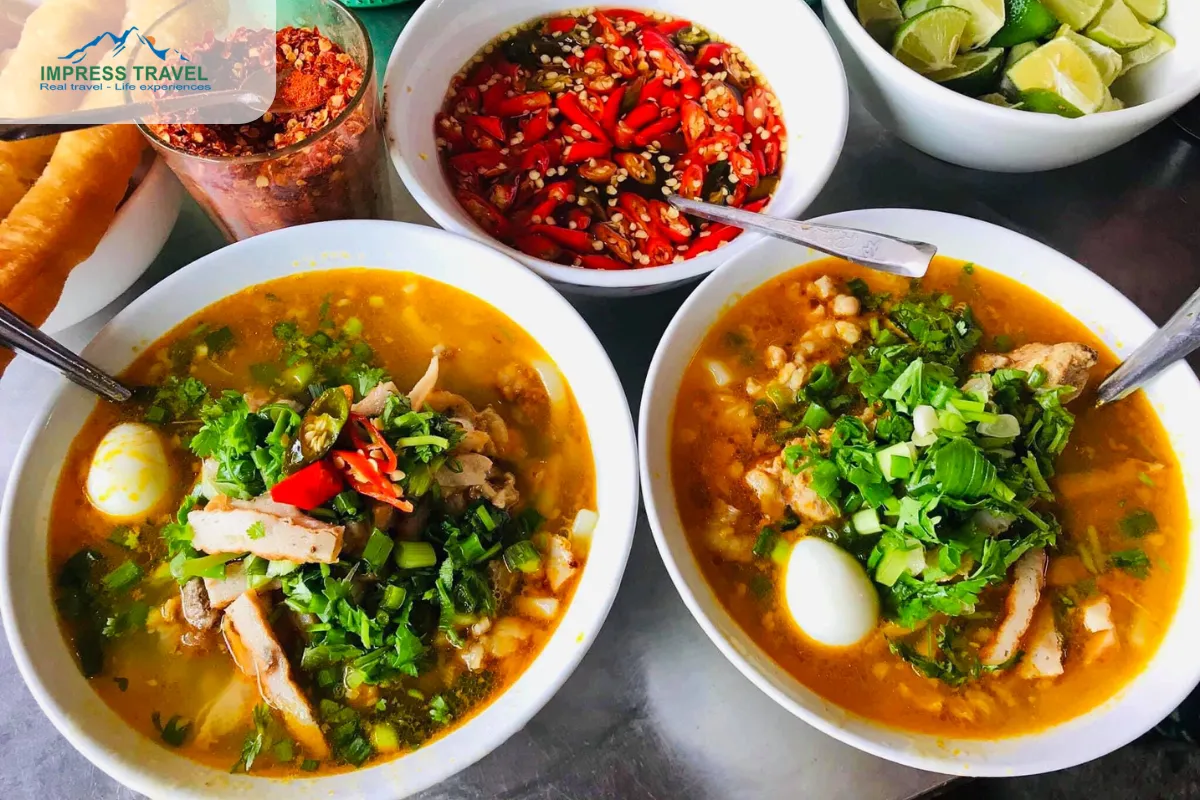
[639, 208, 1200, 775]
[823, 0, 1200, 172]
[384, 0, 848, 296]
[1, 220, 640, 799]
[42, 156, 183, 333]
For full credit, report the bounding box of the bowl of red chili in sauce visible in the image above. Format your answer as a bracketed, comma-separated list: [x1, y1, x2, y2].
[141, 0, 388, 242]
[385, 1, 848, 296]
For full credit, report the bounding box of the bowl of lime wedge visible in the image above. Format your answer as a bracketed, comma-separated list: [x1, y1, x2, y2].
[824, 0, 1200, 171]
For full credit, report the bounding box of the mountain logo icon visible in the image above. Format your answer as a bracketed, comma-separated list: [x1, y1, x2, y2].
[59, 27, 189, 65]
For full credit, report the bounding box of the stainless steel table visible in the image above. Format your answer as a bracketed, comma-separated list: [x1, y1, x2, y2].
[1, 7, 1198, 800]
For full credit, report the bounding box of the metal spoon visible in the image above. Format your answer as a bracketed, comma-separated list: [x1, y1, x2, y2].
[667, 197, 937, 278]
[0, 304, 131, 402]
[1095, 284, 1200, 406]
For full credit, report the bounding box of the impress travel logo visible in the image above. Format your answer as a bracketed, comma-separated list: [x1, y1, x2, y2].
[39, 26, 210, 88]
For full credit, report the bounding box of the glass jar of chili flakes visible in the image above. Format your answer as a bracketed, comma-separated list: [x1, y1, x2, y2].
[141, 0, 387, 241]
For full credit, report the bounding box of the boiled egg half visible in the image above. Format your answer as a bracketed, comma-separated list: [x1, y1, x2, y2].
[782, 537, 879, 647]
[85, 423, 171, 520]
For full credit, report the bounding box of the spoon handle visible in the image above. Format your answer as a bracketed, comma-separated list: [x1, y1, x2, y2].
[1095, 285, 1200, 405]
[667, 197, 936, 278]
[0, 304, 131, 402]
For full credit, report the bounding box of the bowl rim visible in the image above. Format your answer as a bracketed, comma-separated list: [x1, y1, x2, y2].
[1, 219, 641, 798]
[382, 0, 849, 289]
[637, 207, 1200, 776]
[823, 0, 1200, 131]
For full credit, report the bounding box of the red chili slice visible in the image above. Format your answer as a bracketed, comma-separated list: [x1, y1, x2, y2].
[654, 19, 692, 36]
[728, 150, 760, 190]
[530, 224, 596, 253]
[563, 140, 612, 164]
[450, 149, 508, 177]
[482, 81, 509, 115]
[514, 232, 563, 261]
[677, 161, 706, 199]
[520, 108, 552, 145]
[543, 16, 578, 34]
[648, 199, 694, 245]
[332, 450, 413, 513]
[633, 113, 679, 147]
[269, 459, 344, 510]
[347, 414, 398, 474]
[638, 76, 668, 105]
[592, 10, 624, 45]
[680, 100, 712, 149]
[638, 28, 696, 81]
[686, 224, 740, 256]
[496, 91, 552, 117]
[580, 254, 632, 270]
[555, 92, 610, 143]
[743, 86, 773, 131]
[601, 86, 625, 136]
[457, 188, 509, 237]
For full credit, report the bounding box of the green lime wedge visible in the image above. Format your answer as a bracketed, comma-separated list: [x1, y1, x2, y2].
[1041, 0, 1104, 28]
[1117, 24, 1175, 76]
[1123, 0, 1166, 23]
[892, 6, 972, 72]
[900, 0, 1005, 48]
[859, 0, 906, 45]
[1055, 25, 1121, 85]
[999, 40, 1040, 94]
[1007, 37, 1107, 115]
[1085, 0, 1153, 48]
[978, 92, 1023, 107]
[928, 47, 1006, 94]
[990, 0, 1060, 46]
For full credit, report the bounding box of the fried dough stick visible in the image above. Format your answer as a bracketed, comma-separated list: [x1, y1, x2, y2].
[0, 136, 59, 218]
[0, 126, 144, 374]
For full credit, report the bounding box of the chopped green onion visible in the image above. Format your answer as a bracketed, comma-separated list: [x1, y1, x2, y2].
[752, 526, 777, 558]
[272, 739, 294, 763]
[362, 529, 395, 571]
[395, 541, 437, 570]
[770, 539, 791, 565]
[333, 491, 362, 517]
[476, 504, 497, 531]
[877, 442, 916, 481]
[381, 584, 406, 610]
[851, 508, 883, 534]
[949, 397, 985, 414]
[503, 541, 541, 573]
[173, 552, 240, 581]
[395, 435, 450, 449]
[101, 561, 143, 594]
[281, 361, 314, 391]
[300, 759, 320, 772]
[370, 723, 400, 752]
[1026, 365, 1047, 389]
[765, 384, 793, 411]
[342, 317, 364, 337]
[801, 403, 833, 430]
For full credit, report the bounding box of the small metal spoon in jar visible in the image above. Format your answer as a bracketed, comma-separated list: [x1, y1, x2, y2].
[1095, 285, 1200, 406]
[0, 303, 131, 403]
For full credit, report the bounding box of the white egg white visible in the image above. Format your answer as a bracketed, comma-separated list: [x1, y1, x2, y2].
[782, 537, 880, 648]
[85, 422, 171, 521]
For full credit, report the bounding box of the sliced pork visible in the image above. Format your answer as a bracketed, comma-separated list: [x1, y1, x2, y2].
[203, 561, 279, 610]
[222, 592, 330, 759]
[980, 548, 1047, 666]
[189, 495, 343, 563]
[180, 578, 220, 631]
[1018, 607, 1064, 679]
[971, 342, 1098, 400]
[351, 380, 398, 417]
[408, 354, 440, 410]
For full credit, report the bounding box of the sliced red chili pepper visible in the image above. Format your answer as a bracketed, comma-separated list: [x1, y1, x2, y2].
[743, 197, 770, 213]
[657, 132, 687, 153]
[751, 130, 781, 175]
[530, 223, 596, 253]
[467, 114, 505, 144]
[435, 112, 465, 150]
[489, 174, 520, 212]
[555, 92, 610, 143]
[648, 199, 694, 245]
[743, 86, 773, 131]
[494, 58, 521, 81]
[457, 188, 510, 237]
[750, 147, 767, 176]
[563, 140, 613, 164]
[519, 141, 550, 173]
[591, 221, 635, 263]
[565, 207, 592, 231]
[702, 80, 745, 135]
[686, 223, 740, 256]
[617, 192, 656, 228]
[677, 161, 706, 199]
[577, 157, 618, 183]
[728, 150, 760, 190]
[659, 90, 682, 111]
[638, 76, 668, 105]
[680, 100, 712, 149]
[727, 180, 749, 208]
[689, 131, 743, 165]
[654, 19, 692, 36]
[601, 86, 625, 136]
[639, 28, 696, 82]
[640, 231, 678, 266]
[615, 151, 657, 184]
[633, 113, 679, 147]
[695, 42, 732, 71]
[449, 149, 509, 177]
[481, 80, 509, 115]
[497, 91, 553, 117]
[620, 102, 660, 131]
[606, 8, 652, 26]
[269, 459, 345, 511]
[578, 91, 605, 120]
[514, 232, 563, 261]
[592, 10, 624, 45]
[467, 61, 495, 87]
[451, 86, 481, 116]
[580, 254, 632, 270]
[520, 108, 552, 145]
[606, 46, 636, 79]
[348, 414, 399, 474]
[333, 450, 413, 513]
[679, 75, 703, 100]
[543, 16, 578, 34]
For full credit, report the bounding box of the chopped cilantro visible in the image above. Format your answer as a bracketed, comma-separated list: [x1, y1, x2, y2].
[152, 712, 192, 747]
